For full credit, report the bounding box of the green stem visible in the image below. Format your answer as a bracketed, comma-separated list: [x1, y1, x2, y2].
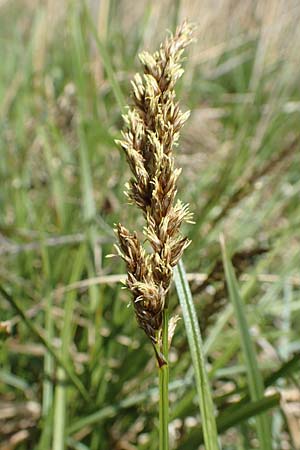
[159, 308, 169, 450]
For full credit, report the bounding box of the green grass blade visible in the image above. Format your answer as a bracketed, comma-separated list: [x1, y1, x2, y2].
[67, 378, 191, 435]
[67, 437, 91, 450]
[173, 260, 220, 450]
[84, 4, 126, 114]
[265, 352, 300, 386]
[53, 244, 87, 450]
[0, 286, 90, 402]
[40, 244, 55, 418]
[53, 367, 67, 450]
[220, 234, 272, 450]
[71, 11, 96, 223]
[217, 393, 280, 436]
[180, 393, 280, 449]
[217, 352, 300, 408]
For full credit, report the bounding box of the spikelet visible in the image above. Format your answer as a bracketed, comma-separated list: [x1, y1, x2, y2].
[115, 22, 194, 346]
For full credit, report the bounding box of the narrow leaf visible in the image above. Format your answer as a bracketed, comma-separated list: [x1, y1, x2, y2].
[179, 393, 280, 449]
[174, 259, 220, 450]
[217, 393, 280, 435]
[84, 5, 126, 114]
[220, 234, 272, 450]
[0, 286, 90, 402]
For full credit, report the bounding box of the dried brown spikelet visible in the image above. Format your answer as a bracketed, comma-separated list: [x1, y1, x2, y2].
[115, 21, 194, 346]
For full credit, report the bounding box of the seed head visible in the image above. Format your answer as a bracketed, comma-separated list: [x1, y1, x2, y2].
[116, 21, 194, 345]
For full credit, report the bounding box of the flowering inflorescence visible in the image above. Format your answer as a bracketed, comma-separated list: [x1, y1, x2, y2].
[115, 22, 194, 348]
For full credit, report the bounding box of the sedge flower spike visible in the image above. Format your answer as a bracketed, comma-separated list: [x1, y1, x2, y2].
[115, 21, 194, 350]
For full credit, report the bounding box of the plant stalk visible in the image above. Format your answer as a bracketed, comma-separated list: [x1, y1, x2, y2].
[159, 307, 169, 450]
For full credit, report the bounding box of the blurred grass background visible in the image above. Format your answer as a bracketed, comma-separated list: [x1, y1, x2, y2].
[1, 0, 300, 449]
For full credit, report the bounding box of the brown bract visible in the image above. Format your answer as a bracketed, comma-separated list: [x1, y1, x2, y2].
[115, 22, 194, 344]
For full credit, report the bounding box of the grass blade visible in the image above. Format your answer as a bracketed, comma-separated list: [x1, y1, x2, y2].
[53, 244, 87, 450]
[84, 4, 126, 114]
[217, 393, 280, 436]
[173, 259, 220, 450]
[179, 393, 280, 449]
[67, 378, 191, 435]
[53, 367, 67, 450]
[220, 234, 272, 450]
[0, 286, 90, 402]
[71, 10, 96, 223]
